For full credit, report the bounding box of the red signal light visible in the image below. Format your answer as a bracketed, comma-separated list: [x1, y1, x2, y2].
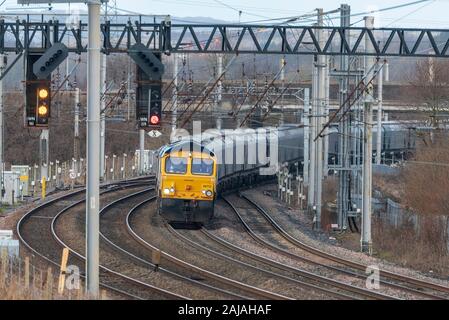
[150, 115, 160, 125]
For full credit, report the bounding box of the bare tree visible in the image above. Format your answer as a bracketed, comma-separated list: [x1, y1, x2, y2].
[403, 131, 449, 216]
[407, 58, 449, 128]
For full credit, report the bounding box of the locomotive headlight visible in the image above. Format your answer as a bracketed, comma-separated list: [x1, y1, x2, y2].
[163, 188, 170, 195]
[170, 187, 175, 193]
[205, 190, 213, 197]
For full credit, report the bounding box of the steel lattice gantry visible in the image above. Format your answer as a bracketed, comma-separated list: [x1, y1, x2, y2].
[1, 19, 449, 57]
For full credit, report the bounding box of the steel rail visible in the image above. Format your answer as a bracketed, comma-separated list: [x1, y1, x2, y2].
[93, 190, 250, 300]
[222, 196, 398, 300]
[49, 184, 188, 300]
[240, 193, 449, 298]
[126, 202, 292, 300]
[16, 181, 148, 299]
[216, 194, 444, 299]
[167, 224, 358, 300]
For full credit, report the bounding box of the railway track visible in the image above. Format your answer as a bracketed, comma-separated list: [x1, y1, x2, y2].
[126, 197, 297, 300]
[17, 178, 187, 300]
[170, 226, 377, 300]
[50, 184, 292, 300]
[170, 203, 398, 299]
[93, 190, 251, 300]
[229, 192, 449, 300]
[17, 175, 449, 300]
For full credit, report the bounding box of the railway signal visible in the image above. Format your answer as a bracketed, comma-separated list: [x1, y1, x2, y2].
[134, 48, 164, 129]
[25, 54, 51, 127]
[25, 44, 68, 127]
[149, 84, 162, 127]
[36, 85, 51, 126]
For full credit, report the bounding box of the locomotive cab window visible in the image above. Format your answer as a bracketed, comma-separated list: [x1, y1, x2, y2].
[165, 157, 187, 174]
[192, 158, 214, 176]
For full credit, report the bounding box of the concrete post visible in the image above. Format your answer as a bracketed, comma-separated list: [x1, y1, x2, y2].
[0, 54, 4, 201]
[100, 53, 106, 180]
[361, 16, 375, 255]
[139, 129, 145, 175]
[86, 1, 101, 297]
[376, 63, 383, 165]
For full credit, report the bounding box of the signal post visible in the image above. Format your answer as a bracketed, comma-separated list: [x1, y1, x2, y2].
[129, 43, 165, 175]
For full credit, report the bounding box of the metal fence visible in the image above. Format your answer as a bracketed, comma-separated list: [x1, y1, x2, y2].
[382, 198, 419, 230]
[377, 198, 449, 252]
[1, 149, 157, 206]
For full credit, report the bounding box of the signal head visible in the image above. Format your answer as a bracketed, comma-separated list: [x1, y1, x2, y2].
[38, 105, 48, 116]
[38, 88, 49, 99]
[150, 115, 160, 125]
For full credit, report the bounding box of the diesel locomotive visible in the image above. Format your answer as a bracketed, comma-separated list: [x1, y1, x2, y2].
[156, 122, 427, 225]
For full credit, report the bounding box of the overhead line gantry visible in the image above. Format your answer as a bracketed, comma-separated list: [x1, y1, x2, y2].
[0, 19, 448, 57]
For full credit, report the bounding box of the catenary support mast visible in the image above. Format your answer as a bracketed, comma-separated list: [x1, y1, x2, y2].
[361, 16, 375, 255]
[86, 0, 102, 296]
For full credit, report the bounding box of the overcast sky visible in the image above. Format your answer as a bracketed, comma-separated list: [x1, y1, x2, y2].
[4, 0, 449, 28]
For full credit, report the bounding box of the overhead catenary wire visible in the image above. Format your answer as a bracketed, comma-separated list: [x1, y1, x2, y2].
[239, 62, 286, 127]
[179, 55, 237, 128]
[314, 61, 385, 141]
[239, 0, 433, 25]
[210, 0, 269, 20]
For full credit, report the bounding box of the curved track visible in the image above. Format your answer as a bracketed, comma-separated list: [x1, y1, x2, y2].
[228, 192, 449, 300]
[17, 178, 187, 300]
[84, 190, 250, 299]
[126, 198, 297, 300]
[17, 176, 449, 300]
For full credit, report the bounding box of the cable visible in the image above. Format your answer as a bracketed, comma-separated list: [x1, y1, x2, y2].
[385, 0, 436, 27]
[210, 0, 269, 19]
[239, 0, 433, 25]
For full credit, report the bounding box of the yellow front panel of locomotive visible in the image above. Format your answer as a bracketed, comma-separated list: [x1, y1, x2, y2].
[160, 151, 216, 201]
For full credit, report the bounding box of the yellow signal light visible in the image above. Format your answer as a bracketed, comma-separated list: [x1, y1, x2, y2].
[38, 88, 49, 99]
[38, 105, 48, 116]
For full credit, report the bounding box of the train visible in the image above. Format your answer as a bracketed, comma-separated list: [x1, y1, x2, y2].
[156, 121, 429, 225]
